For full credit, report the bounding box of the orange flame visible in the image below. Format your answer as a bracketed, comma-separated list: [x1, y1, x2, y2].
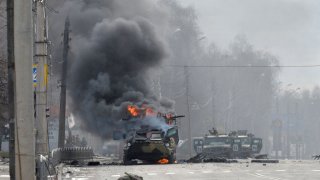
[146, 107, 156, 116]
[128, 105, 139, 117]
[158, 158, 169, 164]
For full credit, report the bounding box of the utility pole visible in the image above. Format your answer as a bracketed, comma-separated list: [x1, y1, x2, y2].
[34, 0, 49, 179]
[34, 0, 49, 156]
[58, 17, 70, 148]
[275, 96, 279, 159]
[14, 0, 36, 179]
[6, 0, 15, 179]
[184, 66, 192, 158]
[286, 101, 290, 159]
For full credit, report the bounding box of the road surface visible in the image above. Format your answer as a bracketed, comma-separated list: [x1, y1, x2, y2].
[0, 160, 319, 179]
[59, 160, 320, 180]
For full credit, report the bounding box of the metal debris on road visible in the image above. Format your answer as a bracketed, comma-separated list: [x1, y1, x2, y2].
[186, 153, 238, 163]
[118, 172, 143, 180]
[312, 155, 320, 160]
[251, 159, 279, 163]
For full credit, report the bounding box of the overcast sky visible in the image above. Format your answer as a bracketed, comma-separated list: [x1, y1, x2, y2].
[177, 0, 320, 90]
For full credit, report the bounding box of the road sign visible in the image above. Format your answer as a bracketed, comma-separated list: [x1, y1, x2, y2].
[33, 64, 37, 87]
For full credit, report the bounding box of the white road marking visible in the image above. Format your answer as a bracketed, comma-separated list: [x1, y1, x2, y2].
[165, 172, 176, 175]
[188, 172, 195, 174]
[71, 178, 89, 180]
[202, 170, 212, 173]
[276, 170, 286, 172]
[147, 173, 157, 176]
[247, 173, 263, 178]
[0, 175, 10, 178]
[111, 175, 121, 177]
[254, 173, 283, 180]
[312, 170, 320, 172]
[248, 173, 283, 180]
[223, 170, 232, 173]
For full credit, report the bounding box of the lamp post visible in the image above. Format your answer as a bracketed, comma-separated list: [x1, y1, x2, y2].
[273, 81, 282, 159]
[285, 86, 300, 159]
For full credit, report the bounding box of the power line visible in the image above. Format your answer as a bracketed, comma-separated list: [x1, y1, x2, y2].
[164, 64, 320, 68]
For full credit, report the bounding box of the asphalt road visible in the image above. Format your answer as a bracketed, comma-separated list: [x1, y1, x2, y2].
[60, 160, 320, 180]
[0, 160, 319, 179]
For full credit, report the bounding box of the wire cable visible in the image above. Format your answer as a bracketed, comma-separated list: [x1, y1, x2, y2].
[164, 64, 320, 68]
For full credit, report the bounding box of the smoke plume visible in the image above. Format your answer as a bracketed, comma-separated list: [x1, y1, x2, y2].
[51, 0, 174, 138]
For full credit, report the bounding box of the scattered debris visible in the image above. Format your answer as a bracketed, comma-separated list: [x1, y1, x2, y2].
[203, 157, 238, 163]
[312, 155, 320, 160]
[64, 170, 73, 178]
[102, 162, 122, 166]
[251, 159, 279, 163]
[118, 172, 143, 180]
[186, 154, 205, 163]
[87, 161, 100, 166]
[254, 154, 268, 159]
[122, 160, 138, 166]
[186, 153, 238, 163]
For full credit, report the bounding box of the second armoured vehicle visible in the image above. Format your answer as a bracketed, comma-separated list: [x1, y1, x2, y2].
[196, 128, 263, 159]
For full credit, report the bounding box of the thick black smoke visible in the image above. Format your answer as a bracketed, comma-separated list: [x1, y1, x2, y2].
[61, 1, 173, 138]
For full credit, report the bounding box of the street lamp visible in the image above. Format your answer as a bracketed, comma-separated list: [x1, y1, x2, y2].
[285, 86, 300, 159]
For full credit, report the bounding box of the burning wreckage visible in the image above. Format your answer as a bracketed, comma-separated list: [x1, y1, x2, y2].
[118, 105, 184, 165]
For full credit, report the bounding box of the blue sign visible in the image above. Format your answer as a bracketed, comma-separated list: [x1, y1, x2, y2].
[33, 65, 37, 86]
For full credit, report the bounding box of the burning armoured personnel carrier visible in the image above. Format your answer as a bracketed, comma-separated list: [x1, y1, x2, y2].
[122, 105, 183, 164]
[195, 128, 263, 159]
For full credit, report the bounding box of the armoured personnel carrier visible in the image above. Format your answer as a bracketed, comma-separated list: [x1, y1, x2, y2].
[230, 134, 262, 158]
[122, 105, 183, 164]
[202, 135, 232, 158]
[196, 128, 263, 159]
[123, 125, 179, 164]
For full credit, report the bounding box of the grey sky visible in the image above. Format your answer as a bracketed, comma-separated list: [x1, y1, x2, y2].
[177, 0, 320, 90]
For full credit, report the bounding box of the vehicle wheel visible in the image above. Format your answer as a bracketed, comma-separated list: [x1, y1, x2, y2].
[168, 153, 176, 164]
[123, 151, 131, 165]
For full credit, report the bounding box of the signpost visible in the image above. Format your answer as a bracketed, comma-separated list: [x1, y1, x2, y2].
[272, 119, 282, 159]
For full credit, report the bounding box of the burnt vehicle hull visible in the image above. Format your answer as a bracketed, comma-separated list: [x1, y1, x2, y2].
[123, 126, 179, 164]
[124, 141, 175, 163]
